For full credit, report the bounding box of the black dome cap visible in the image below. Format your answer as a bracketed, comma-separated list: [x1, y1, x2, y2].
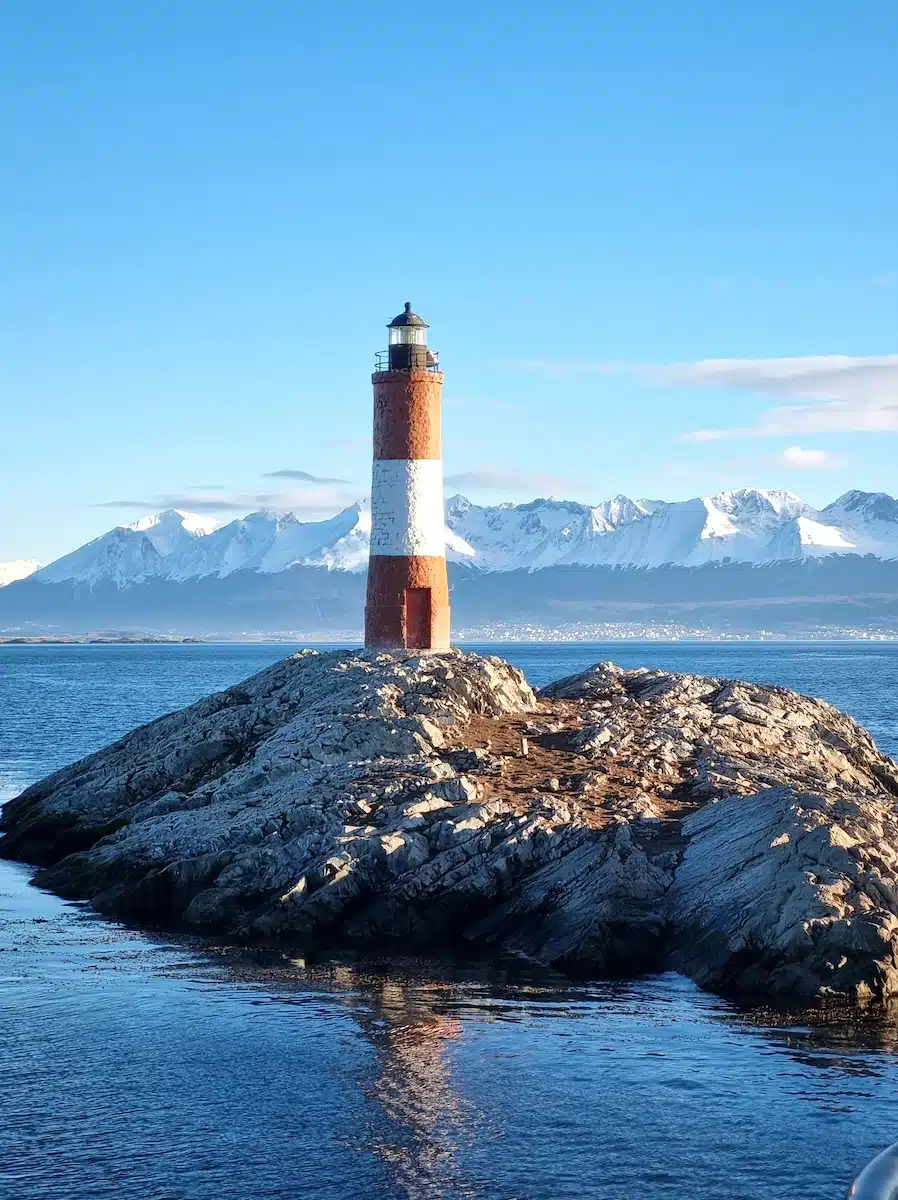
[388, 301, 429, 328]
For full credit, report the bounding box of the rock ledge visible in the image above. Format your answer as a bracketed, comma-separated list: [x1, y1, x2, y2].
[4, 648, 898, 1004]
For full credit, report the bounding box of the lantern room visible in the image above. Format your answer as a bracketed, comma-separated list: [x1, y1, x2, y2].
[379, 302, 439, 372]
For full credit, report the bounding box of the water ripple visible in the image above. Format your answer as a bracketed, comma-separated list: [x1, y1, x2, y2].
[3, 642, 898, 1198]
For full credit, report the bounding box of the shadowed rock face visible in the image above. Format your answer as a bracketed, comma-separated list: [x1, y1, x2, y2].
[4, 649, 898, 1004]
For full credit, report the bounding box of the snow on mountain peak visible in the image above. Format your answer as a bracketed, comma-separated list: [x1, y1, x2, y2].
[826, 490, 898, 524]
[445, 494, 473, 516]
[0, 560, 42, 587]
[708, 488, 810, 520]
[126, 509, 221, 536]
[17, 487, 898, 589]
[589, 495, 650, 533]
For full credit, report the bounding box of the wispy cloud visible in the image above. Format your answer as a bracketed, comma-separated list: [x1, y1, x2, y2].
[444, 467, 581, 493]
[92, 499, 159, 510]
[92, 484, 358, 518]
[92, 495, 272, 514]
[263, 469, 351, 484]
[645, 355, 898, 441]
[773, 446, 846, 470]
[654, 446, 848, 486]
[511, 354, 898, 442]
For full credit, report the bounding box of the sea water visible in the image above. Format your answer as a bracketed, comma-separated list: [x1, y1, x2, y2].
[2, 642, 898, 1199]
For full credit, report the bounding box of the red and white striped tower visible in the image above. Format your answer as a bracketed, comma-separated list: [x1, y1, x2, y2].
[364, 303, 450, 650]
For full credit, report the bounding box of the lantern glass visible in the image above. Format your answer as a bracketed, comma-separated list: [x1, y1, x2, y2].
[389, 326, 427, 346]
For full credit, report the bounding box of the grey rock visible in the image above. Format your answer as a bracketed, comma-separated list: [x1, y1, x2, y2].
[4, 648, 898, 1004]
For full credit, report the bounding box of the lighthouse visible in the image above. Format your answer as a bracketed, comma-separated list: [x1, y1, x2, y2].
[364, 303, 450, 650]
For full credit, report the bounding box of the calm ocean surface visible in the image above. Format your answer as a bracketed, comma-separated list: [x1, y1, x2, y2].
[2, 641, 898, 1199]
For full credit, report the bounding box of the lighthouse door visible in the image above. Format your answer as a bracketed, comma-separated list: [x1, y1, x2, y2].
[404, 588, 432, 649]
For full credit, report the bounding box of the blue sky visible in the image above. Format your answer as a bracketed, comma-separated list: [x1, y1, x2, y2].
[1, 0, 896, 563]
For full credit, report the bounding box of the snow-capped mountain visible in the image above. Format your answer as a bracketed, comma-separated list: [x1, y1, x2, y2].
[820, 491, 898, 555]
[446, 488, 898, 570]
[553, 490, 817, 568]
[174, 505, 373, 578]
[30, 502, 475, 585]
[444, 495, 623, 571]
[19, 488, 898, 590]
[36, 510, 222, 587]
[0, 560, 42, 588]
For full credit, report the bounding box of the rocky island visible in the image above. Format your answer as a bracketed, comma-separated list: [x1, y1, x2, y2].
[4, 648, 898, 1004]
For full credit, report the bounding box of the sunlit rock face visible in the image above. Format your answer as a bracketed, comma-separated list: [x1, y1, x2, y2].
[543, 661, 898, 1001]
[4, 649, 898, 1004]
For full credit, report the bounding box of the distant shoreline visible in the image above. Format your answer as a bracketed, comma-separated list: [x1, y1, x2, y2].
[0, 635, 204, 645]
[2, 634, 898, 647]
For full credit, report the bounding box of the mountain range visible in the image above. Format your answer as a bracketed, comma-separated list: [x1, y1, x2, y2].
[4, 488, 898, 590]
[3, 488, 898, 636]
[0, 560, 41, 588]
